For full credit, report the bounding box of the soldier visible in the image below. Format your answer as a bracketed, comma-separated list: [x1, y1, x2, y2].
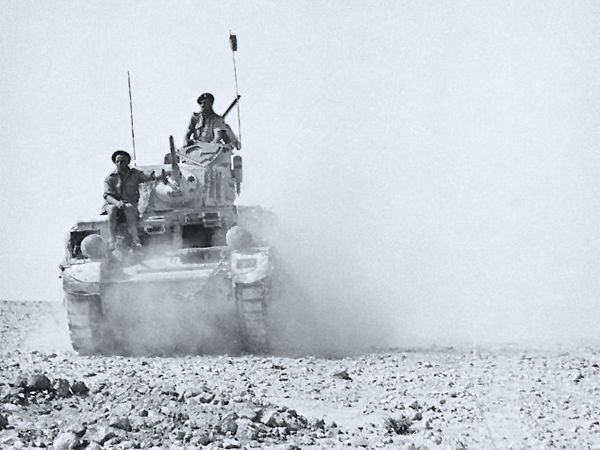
[103, 150, 153, 249]
[184, 92, 240, 148]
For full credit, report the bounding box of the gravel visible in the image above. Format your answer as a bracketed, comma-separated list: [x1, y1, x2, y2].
[1, 300, 599, 448]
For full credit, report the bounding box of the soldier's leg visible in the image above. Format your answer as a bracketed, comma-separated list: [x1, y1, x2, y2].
[123, 204, 141, 245]
[106, 205, 119, 247]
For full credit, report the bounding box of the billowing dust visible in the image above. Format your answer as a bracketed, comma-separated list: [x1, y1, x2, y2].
[254, 146, 600, 355]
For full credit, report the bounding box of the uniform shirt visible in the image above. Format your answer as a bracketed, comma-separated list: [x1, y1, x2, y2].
[103, 167, 150, 208]
[187, 111, 240, 148]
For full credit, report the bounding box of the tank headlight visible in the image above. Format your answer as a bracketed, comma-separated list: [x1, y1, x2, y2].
[80, 234, 107, 260]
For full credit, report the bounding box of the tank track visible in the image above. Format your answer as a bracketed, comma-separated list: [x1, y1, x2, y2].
[235, 280, 270, 354]
[64, 292, 111, 355]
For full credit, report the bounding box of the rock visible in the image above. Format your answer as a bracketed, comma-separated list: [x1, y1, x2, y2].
[54, 379, 72, 398]
[69, 423, 87, 438]
[409, 401, 421, 410]
[87, 426, 117, 445]
[312, 418, 326, 429]
[353, 437, 369, 447]
[223, 438, 241, 448]
[413, 412, 423, 421]
[110, 417, 132, 432]
[0, 414, 8, 429]
[194, 433, 213, 446]
[198, 392, 215, 403]
[333, 370, 352, 381]
[235, 419, 257, 440]
[52, 432, 81, 450]
[27, 373, 52, 391]
[238, 407, 262, 422]
[174, 430, 186, 440]
[221, 414, 238, 435]
[261, 410, 279, 427]
[70, 381, 89, 396]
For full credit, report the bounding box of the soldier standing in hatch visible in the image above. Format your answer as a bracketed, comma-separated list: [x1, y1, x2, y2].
[184, 92, 240, 149]
[103, 150, 153, 249]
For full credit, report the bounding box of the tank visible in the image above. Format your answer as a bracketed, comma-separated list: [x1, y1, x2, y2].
[60, 138, 273, 355]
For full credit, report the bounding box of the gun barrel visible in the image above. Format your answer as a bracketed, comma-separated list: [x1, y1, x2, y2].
[222, 95, 241, 119]
[169, 136, 177, 170]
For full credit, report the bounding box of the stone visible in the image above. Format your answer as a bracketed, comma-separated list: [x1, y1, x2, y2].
[261, 410, 279, 427]
[55, 379, 72, 398]
[353, 437, 369, 447]
[238, 407, 262, 422]
[333, 370, 352, 381]
[235, 419, 257, 441]
[110, 417, 132, 432]
[52, 432, 79, 450]
[87, 426, 117, 445]
[70, 381, 89, 396]
[69, 423, 87, 438]
[198, 392, 215, 403]
[222, 438, 241, 448]
[0, 414, 8, 429]
[312, 418, 326, 429]
[221, 413, 239, 435]
[27, 373, 52, 391]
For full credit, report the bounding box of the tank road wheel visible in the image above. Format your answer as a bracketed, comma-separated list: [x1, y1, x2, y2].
[235, 281, 270, 354]
[64, 292, 113, 355]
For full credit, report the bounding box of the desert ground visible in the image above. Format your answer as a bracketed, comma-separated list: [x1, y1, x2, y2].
[0, 300, 599, 449]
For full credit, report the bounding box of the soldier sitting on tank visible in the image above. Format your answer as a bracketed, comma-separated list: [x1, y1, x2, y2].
[103, 150, 154, 250]
[184, 92, 240, 149]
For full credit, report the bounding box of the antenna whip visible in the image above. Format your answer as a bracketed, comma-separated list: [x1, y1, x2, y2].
[229, 32, 242, 145]
[127, 71, 137, 166]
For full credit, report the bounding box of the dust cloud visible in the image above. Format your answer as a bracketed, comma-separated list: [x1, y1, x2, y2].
[233, 1, 600, 355]
[21, 302, 72, 353]
[258, 127, 600, 354]
[101, 273, 245, 356]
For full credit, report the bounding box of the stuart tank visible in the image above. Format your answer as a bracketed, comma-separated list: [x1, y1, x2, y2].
[60, 136, 274, 355]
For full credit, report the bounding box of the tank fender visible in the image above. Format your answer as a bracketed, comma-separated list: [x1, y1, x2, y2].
[62, 262, 102, 295]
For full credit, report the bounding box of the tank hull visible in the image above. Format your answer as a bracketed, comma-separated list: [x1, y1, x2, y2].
[62, 247, 272, 355]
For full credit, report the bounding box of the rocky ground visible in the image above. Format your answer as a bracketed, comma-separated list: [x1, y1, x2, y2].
[1, 301, 599, 449]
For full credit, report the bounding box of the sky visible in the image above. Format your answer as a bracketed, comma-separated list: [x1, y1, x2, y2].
[1, 0, 600, 348]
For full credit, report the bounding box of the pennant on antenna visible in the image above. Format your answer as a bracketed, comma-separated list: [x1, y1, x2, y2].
[229, 33, 238, 52]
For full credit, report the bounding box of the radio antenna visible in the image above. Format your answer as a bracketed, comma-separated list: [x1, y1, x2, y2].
[229, 32, 242, 145]
[127, 71, 137, 166]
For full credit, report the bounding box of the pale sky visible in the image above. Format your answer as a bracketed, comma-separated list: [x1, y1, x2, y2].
[1, 1, 599, 346]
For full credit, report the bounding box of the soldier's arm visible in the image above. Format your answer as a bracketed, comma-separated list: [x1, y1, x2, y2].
[136, 169, 155, 183]
[104, 176, 124, 207]
[214, 116, 241, 149]
[185, 113, 199, 142]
